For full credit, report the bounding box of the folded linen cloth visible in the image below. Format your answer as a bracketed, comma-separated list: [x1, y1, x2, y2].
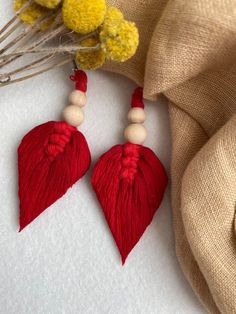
[105, 0, 236, 312]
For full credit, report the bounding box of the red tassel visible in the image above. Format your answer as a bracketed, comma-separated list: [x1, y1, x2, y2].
[91, 142, 168, 264]
[18, 121, 91, 231]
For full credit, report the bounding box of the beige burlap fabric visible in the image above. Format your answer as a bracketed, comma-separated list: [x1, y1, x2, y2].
[106, 0, 236, 313]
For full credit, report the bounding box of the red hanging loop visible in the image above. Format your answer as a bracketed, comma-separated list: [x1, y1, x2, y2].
[70, 70, 88, 92]
[131, 87, 144, 109]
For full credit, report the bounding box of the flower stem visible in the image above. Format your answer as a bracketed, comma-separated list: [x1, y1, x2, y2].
[6, 54, 54, 76]
[0, 0, 33, 37]
[0, 23, 66, 68]
[0, 56, 72, 87]
[0, 21, 23, 45]
[0, 44, 100, 59]
[0, 11, 58, 55]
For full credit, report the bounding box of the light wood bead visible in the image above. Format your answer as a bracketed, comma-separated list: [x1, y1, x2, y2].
[124, 124, 147, 145]
[128, 108, 146, 123]
[63, 105, 84, 127]
[69, 90, 87, 107]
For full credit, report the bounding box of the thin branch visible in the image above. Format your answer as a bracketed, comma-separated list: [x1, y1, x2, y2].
[68, 30, 98, 43]
[0, 23, 66, 67]
[6, 54, 54, 76]
[0, 30, 97, 77]
[0, 36, 76, 77]
[0, 0, 33, 37]
[0, 57, 72, 87]
[0, 44, 100, 58]
[27, 23, 66, 49]
[0, 11, 58, 55]
[0, 21, 23, 45]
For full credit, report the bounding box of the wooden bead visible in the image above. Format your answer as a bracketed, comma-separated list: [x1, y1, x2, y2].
[124, 124, 147, 145]
[128, 108, 146, 123]
[68, 90, 87, 107]
[63, 105, 84, 127]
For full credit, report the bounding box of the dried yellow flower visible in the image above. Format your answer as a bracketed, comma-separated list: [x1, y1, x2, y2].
[103, 7, 124, 35]
[14, 0, 49, 25]
[34, 0, 61, 9]
[75, 38, 105, 70]
[100, 19, 139, 62]
[105, 6, 123, 20]
[63, 0, 106, 34]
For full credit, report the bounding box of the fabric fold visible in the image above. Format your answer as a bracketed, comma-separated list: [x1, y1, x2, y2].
[181, 115, 236, 313]
[144, 0, 236, 97]
[169, 104, 220, 314]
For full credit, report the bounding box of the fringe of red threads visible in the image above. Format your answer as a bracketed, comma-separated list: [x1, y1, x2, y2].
[18, 121, 91, 231]
[91, 142, 168, 264]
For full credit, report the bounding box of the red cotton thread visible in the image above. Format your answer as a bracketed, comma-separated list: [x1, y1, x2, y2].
[18, 121, 91, 231]
[46, 122, 76, 158]
[92, 143, 168, 264]
[120, 143, 140, 182]
[131, 87, 144, 108]
[70, 70, 88, 92]
[91, 86, 168, 264]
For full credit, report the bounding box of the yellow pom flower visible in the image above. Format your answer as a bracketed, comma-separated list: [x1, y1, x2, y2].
[100, 19, 139, 62]
[62, 0, 106, 34]
[75, 38, 105, 70]
[105, 6, 123, 21]
[14, 0, 49, 25]
[103, 7, 123, 35]
[34, 0, 61, 9]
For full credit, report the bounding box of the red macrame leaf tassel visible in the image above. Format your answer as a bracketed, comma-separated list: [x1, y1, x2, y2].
[18, 121, 91, 231]
[91, 142, 168, 264]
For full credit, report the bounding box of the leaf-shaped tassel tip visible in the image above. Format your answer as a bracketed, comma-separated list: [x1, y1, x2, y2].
[18, 121, 91, 231]
[92, 86, 168, 264]
[91, 142, 168, 264]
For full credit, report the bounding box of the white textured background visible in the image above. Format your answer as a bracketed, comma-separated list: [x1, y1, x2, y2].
[0, 3, 206, 314]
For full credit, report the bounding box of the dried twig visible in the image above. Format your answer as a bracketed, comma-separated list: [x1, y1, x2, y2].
[0, 0, 33, 37]
[0, 11, 58, 55]
[0, 28, 99, 82]
[0, 23, 66, 67]
[6, 54, 55, 76]
[0, 21, 23, 45]
[0, 56, 72, 87]
[0, 43, 100, 58]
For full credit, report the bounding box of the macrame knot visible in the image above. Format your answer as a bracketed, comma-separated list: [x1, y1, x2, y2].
[120, 143, 140, 182]
[131, 87, 144, 108]
[46, 122, 76, 158]
[70, 69, 88, 92]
